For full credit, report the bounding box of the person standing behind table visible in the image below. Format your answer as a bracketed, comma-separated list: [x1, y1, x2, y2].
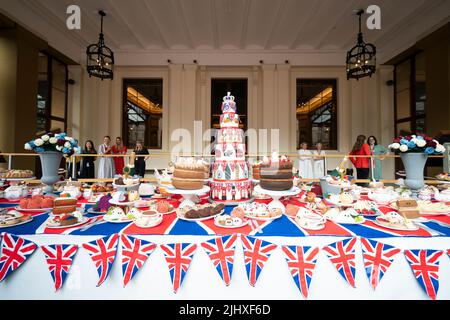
[312, 142, 327, 179]
[133, 140, 149, 178]
[349, 135, 371, 185]
[298, 142, 314, 179]
[368, 135, 387, 181]
[98, 136, 115, 179]
[80, 140, 97, 179]
[111, 137, 127, 175]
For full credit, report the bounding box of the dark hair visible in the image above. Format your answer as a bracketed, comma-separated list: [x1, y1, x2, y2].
[352, 135, 366, 152]
[116, 137, 122, 141]
[368, 135, 378, 146]
[104, 135, 111, 140]
[84, 140, 96, 153]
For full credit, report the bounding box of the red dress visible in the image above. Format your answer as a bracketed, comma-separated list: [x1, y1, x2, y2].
[111, 145, 127, 174]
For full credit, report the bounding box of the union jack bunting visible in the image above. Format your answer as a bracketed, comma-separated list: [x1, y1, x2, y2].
[281, 245, 320, 298]
[0, 233, 37, 282]
[160, 242, 197, 293]
[241, 235, 277, 286]
[41, 244, 78, 291]
[404, 249, 443, 300]
[121, 234, 156, 287]
[201, 234, 238, 286]
[323, 237, 357, 287]
[360, 238, 401, 289]
[82, 234, 119, 287]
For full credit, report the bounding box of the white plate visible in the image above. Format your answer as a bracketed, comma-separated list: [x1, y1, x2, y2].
[328, 217, 366, 225]
[373, 217, 419, 231]
[213, 218, 249, 229]
[151, 194, 168, 199]
[3, 177, 36, 181]
[0, 216, 33, 228]
[45, 216, 88, 228]
[15, 206, 53, 212]
[133, 217, 163, 228]
[355, 208, 382, 217]
[245, 213, 283, 221]
[109, 198, 140, 206]
[326, 200, 355, 207]
[103, 215, 133, 223]
[419, 210, 450, 216]
[177, 210, 223, 222]
[294, 218, 326, 231]
[86, 207, 107, 214]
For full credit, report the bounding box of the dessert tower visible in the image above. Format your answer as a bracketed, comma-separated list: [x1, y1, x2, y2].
[210, 92, 252, 202]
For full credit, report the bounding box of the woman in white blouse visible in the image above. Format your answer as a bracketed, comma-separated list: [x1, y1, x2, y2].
[298, 142, 314, 179]
[313, 142, 327, 179]
[97, 135, 115, 179]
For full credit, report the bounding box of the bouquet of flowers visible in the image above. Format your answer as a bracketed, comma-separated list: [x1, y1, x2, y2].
[388, 134, 445, 154]
[24, 132, 80, 156]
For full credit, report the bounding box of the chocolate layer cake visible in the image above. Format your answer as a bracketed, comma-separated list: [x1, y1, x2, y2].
[259, 155, 294, 191]
[260, 179, 293, 191]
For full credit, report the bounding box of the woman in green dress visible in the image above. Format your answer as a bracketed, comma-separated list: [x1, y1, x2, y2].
[368, 135, 387, 180]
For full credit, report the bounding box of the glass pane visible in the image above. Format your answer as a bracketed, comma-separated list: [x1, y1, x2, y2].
[50, 119, 65, 133]
[124, 79, 163, 149]
[52, 59, 66, 91]
[396, 89, 410, 119]
[51, 88, 66, 118]
[396, 121, 411, 136]
[415, 52, 426, 117]
[416, 117, 426, 134]
[296, 79, 337, 149]
[37, 53, 48, 134]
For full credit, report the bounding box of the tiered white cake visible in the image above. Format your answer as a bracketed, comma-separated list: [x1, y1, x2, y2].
[210, 92, 252, 202]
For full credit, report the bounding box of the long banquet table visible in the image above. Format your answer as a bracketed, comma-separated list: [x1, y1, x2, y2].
[1, 193, 450, 300]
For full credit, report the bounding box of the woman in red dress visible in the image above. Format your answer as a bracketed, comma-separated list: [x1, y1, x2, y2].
[111, 137, 127, 175]
[349, 134, 371, 186]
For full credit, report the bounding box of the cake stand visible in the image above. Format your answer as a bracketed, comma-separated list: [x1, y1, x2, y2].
[166, 185, 210, 209]
[254, 185, 300, 214]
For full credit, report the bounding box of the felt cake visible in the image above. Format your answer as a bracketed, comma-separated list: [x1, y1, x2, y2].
[259, 153, 293, 191]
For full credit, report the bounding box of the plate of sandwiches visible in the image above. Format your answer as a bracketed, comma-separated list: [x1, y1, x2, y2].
[176, 203, 225, 221]
[103, 207, 135, 223]
[390, 199, 450, 216]
[0, 209, 33, 228]
[323, 208, 365, 225]
[214, 215, 248, 228]
[238, 202, 283, 221]
[45, 211, 87, 228]
[352, 200, 382, 216]
[373, 212, 419, 231]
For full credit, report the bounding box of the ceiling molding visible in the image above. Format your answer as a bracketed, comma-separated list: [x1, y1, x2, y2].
[264, 0, 287, 49]
[239, 0, 252, 49]
[289, 1, 324, 49]
[141, 0, 170, 49]
[105, 0, 147, 49]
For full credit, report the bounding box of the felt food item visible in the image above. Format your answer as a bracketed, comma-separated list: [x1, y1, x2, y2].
[231, 206, 245, 219]
[339, 191, 354, 204]
[52, 205, 77, 215]
[306, 192, 317, 202]
[19, 198, 29, 209]
[54, 198, 77, 207]
[156, 201, 171, 213]
[41, 198, 54, 208]
[285, 204, 299, 217]
[128, 190, 140, 202]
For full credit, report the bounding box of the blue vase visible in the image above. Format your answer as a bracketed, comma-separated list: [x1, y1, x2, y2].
[401, 153, 428, 191]
[39, 152, 63, 194]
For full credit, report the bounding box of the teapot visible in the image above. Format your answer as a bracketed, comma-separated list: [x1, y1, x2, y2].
[367, 188, 398, 204]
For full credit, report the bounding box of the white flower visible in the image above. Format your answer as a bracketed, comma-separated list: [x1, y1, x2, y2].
[41, 135, 49, 141]
[24, 143, 32, 150]
[56, 146, 63, 151]
[399, 145, 408, 152]
[34, 138, 44, 146]
[411, 138, 418, 144]
[436, 144, 446, 153]
[411, 135, 416, 138]
[49, 137, 57, 144]
[64, 142, 71, 148]
[390, 143, 400, 149]
[416, 139, 426, 147]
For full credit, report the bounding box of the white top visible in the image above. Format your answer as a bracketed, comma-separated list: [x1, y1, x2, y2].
[298, 149, 314, 179]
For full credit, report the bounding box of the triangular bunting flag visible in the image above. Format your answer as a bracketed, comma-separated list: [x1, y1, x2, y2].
[241, 235, 277, 286]
[41, 244, 78, 291]
[120, 234, 156, 287]
[0, 233, 37, 282]
[201, 234, 237, 286]
[323, 237, 357, 287]
[82, 233, 119, 287]
[281, 245, 320, 298]
[160, 242, 197, 293]
[360, 238, 401, 289]
[404, 249, 443, 300]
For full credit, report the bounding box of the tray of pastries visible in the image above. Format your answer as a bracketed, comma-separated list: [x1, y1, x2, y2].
[177, 203, 225, 221]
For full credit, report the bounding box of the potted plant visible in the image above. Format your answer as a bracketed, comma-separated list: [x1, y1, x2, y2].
[388, 134, 445, 191]
[24, 132, 79, 193]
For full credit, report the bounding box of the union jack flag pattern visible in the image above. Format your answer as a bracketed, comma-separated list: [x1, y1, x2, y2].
[201, 234, 237, 286]
[360, 238, 401, 289]
[160, 242, 197, 293]
[121, 234, 157, 287]
[82, 234, 119, 287]
[323, 237, 357, 287]
[41, 244, 78, 291]
[241, 235, 277, 286]
[0, 233, 37, 282]
[404, 249, 443, 300]
[281, 245, 320, 298]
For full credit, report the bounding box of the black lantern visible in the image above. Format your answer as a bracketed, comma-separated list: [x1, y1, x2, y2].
[346, 10, 376, 80]
[86, 10, 114, 80]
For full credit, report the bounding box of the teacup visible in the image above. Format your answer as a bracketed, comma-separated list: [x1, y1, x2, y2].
[136, 210, 162, 227]
[298, 212, 326, 228]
